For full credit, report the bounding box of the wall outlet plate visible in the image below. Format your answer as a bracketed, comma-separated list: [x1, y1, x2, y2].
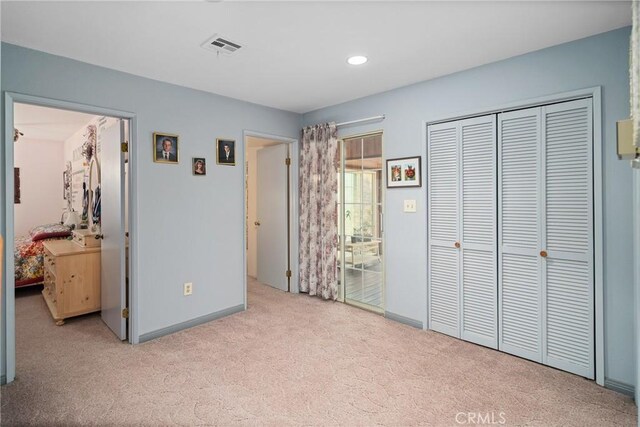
[404, 199, 417, 213]
[184, 282, 193, 296]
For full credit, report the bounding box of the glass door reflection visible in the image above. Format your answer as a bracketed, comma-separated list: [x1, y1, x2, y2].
[338, 133, 383, 311]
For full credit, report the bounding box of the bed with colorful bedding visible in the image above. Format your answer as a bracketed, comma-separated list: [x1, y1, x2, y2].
[14, 223, 72, 287]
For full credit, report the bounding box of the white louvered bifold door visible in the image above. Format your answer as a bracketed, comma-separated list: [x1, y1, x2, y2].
[460, 116, 497, 349]
[498, 108, 543, 363]
[498, 99, 594, 379]
[542, 99, 594, 379]
[427, 121, 460, 338]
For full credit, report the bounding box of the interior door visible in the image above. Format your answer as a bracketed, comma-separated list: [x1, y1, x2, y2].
[460, 115, 497, 349]
[427, 121, 460, 338]
[498, 108, 542, 362]
[542, 99, 594, 378]
[100, 118, 127, 340]
[256, 144, 288, 291]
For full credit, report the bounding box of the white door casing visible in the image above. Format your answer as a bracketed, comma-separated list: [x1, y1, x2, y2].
[256, 144, 289, 292]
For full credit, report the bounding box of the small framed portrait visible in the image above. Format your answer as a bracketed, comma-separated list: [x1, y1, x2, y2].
[192, 158, 207, 176]
[216, 138, 236, 165]
[153, 132, 179, 163]
[386, 156, 422, 188]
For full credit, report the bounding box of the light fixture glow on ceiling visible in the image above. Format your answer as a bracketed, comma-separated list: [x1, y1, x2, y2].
[347, 55, 368, 66]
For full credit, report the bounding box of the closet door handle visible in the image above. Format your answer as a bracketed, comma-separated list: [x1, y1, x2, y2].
[454, 242, 461, 249]
[540, 250, 548, 258]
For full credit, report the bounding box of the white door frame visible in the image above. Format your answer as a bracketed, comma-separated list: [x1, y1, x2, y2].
[2, 92, 138, 384]
[423, 86, 604, 386]
[242, 130, 299, 308]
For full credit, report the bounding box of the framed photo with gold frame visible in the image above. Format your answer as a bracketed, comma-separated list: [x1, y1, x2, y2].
[153, 132, 179, 163]
[216, 138, 236, 165]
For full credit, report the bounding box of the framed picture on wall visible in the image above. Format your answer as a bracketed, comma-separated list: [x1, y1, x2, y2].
[216, 138, 236, 165]
[193, 158, 206, 176]
[153, 132, 179, 163]
[386, 156, 422, 188]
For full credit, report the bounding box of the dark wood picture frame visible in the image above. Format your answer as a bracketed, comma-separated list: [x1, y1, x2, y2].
[386, 156, 422, 188]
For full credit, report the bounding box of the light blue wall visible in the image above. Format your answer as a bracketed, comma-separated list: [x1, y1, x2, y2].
[0, 43, 301, 377]
[1, 28, 634, 388]
[304, 27, 634, 388]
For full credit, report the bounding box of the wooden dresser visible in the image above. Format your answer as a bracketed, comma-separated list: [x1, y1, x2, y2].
[42, 240, 101, 325]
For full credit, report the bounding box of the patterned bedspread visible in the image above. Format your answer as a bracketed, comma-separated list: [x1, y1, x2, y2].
[14, 223, 72, 287]
[14, 235, 47, 287]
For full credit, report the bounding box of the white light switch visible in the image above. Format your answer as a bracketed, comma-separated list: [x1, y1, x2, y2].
[404, 199, 417, 213]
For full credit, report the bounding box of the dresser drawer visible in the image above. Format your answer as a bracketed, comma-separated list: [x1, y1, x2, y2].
[72, 230, 101, 248]
[43, 271, 57, 302]
[43, 251, 56, 276]
[41, 239, 101, 325]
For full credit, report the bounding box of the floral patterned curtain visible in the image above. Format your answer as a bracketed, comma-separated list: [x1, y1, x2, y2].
[299, 122, 339, 300]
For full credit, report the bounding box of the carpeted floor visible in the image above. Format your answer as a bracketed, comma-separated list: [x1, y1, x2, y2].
[1, 279, 636, 426]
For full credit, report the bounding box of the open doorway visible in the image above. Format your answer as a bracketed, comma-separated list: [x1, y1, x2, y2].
[245, 135, 291, 293]
[9, 101, 132, 380]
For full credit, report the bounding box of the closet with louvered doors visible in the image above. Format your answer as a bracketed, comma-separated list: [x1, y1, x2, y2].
[498, 98, 594, 379]
[427, 115, 497, 349]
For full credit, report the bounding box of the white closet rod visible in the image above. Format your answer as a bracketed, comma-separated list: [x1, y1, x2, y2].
[336, 114, 385, 128]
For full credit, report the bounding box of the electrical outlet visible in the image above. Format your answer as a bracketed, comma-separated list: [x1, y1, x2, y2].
[404, 199, 417, 213]
[183, 282, 193, 296]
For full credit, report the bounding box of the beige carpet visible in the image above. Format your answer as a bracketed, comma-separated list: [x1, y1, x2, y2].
[1, 279, 636, 426]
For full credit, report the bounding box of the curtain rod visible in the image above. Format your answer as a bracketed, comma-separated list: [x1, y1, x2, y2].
[336, 114, 385, 128]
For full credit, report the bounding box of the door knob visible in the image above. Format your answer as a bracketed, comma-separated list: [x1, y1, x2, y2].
[540, 250, 548, 258]
[254, 221, 261, 226]
[454, 242, 461, 249]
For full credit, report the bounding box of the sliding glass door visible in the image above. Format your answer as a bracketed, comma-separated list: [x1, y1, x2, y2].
[338, 132, 384, 312]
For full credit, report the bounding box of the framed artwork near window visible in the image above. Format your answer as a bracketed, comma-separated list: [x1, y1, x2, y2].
[386, 156, 421, 188]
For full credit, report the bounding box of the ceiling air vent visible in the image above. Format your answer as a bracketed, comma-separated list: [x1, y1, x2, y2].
[201, 34, 243, 55]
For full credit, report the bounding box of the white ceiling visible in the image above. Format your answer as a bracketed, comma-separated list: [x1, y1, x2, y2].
[1, 1, 631, 113]
[14, 103, 96, 142]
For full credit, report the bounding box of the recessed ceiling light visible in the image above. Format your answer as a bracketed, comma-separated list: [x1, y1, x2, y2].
[347, 55, 368, 66]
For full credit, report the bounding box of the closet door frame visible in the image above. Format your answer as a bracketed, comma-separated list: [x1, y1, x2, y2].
[423, 86, 604, 386]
